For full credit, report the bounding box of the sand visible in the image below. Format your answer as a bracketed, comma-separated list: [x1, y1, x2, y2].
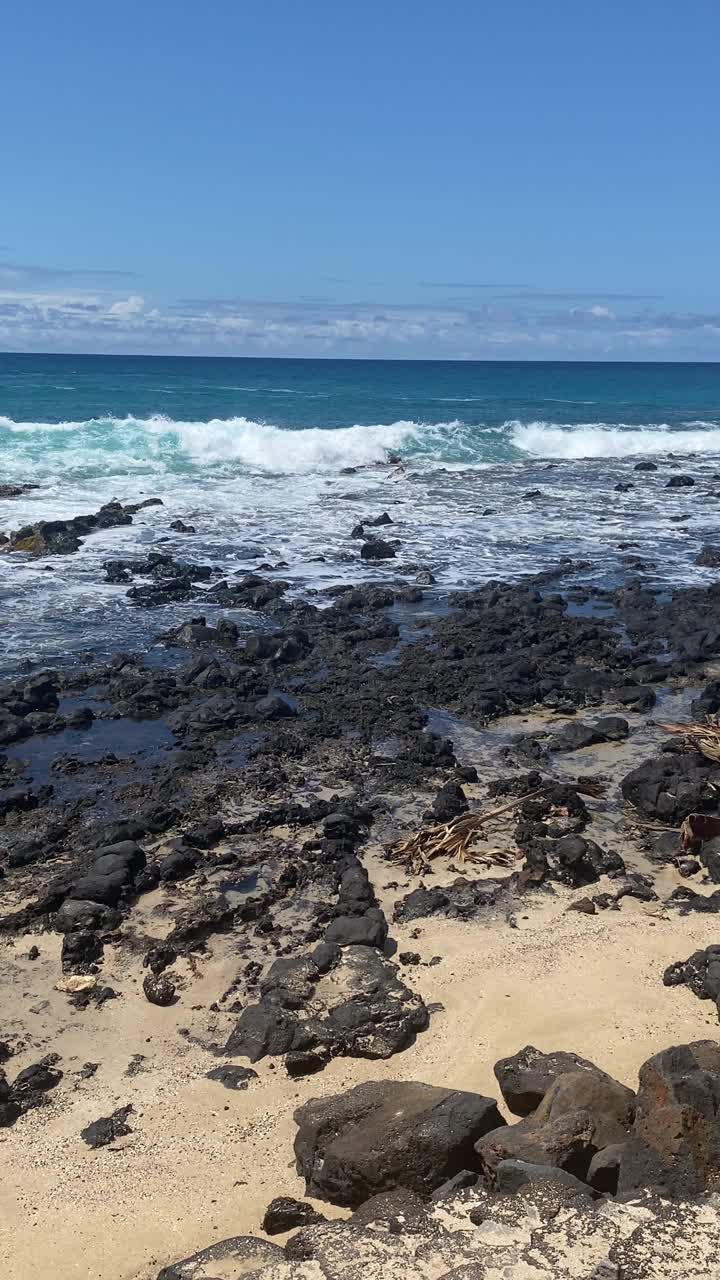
[2, 870, 719, 1280]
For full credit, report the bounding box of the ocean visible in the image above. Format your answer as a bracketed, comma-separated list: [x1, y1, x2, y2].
[2, 353, 720, 674]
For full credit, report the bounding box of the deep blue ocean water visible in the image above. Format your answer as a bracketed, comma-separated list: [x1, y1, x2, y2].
[2, 353, 720, 673]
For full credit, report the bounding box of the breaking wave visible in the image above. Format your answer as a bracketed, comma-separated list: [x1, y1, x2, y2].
[2, 412, 720, 480]
[510, 421, 720, 459]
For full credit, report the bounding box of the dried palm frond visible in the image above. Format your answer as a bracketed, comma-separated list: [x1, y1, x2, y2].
[386, 789, 540, 875]
[658, 720, 720, 764]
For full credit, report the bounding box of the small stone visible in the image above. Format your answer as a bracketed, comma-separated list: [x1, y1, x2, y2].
[56, 975, 97, 994]
[206, 1065, 258, 1090]
[80, 1104, 133, 1148]
[566, 897, 597, 915]
[143, 973, 176, 1006]
[261, 1197, 324, 1235]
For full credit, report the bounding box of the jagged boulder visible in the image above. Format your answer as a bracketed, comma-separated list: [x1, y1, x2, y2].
[294, 1078, 504, 1207]
[494, 1045, 607, 1117]
[621, 753, 720, 823]
[618, 1040, 720, 1197]
[476, 1069, 635, 1184]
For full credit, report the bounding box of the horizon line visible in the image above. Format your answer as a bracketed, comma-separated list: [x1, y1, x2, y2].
[2, 349, 720, 367]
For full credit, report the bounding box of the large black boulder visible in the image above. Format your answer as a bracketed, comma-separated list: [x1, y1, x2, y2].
[294, 1078, 504, 1207]
[618, 1041, 720, 1197]
[621, 752, 720, 823]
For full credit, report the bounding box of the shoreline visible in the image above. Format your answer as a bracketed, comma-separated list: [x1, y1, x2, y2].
[3, 472, 720, 1278]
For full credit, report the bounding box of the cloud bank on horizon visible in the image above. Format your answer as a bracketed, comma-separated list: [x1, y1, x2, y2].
[1, 274, 719, 360]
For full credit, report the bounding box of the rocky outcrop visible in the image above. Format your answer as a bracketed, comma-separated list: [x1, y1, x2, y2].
[5, 500, 161, 556]
[621, 752, 720, 823]
[476, 1069, 635, 1188]
[157, 1183, 720, 1279]
[225, 945, 428, 1065]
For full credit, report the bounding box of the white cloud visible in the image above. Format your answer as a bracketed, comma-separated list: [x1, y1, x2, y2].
[109, 294, 145, 317]
[0, 288, 719, 359]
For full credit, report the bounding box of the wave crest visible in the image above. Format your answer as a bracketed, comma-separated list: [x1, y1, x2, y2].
[510, 421, 720, 459]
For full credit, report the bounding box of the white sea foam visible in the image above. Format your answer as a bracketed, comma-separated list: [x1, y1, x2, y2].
[4, 413, 720, 480]
[141, 415, 422, 470]
[0, 414, 441, 475]
[510, 421, 720, 459]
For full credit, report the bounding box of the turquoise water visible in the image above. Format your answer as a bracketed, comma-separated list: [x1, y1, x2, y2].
[2, 354, 720, 479]
[2, 354, 720, 673]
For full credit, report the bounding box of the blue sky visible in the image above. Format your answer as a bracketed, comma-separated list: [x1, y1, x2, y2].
[2, 0, 719, 359]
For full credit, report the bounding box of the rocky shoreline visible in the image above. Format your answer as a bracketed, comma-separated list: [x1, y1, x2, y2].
[3, 477, 720, 1278]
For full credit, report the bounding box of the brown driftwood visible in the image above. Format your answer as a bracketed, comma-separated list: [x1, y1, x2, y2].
[659, 719, 720, 764]
[386, 790, 541, 874]
[386, 778, 607, 874]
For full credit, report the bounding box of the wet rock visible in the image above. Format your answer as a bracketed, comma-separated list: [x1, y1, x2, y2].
[262, 1197, 325, 1235]
[8, 501, 137, 556]
[695, 545, 720, 568]
[494, 1045, 607, 1117]
[294, 1079, 505, 1207]
[169, 519, 195, 533]
[0, 712, 32, 745]
[621, 752, 720, 823]
[618, 1040, 720, 1197]
[206, 1064, 258, 1090]
[634, 461, 657, 471]
[0, 483, 40, 498]
[143, 973, 176, 1006]
[691, 679, 720, 718]
[666, 474, 695, 488]
[80, 1104, 133, 1148]
[360, 540, 396, 561]
[550, 717, 628, 752]
[255, 693, 297, 720]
